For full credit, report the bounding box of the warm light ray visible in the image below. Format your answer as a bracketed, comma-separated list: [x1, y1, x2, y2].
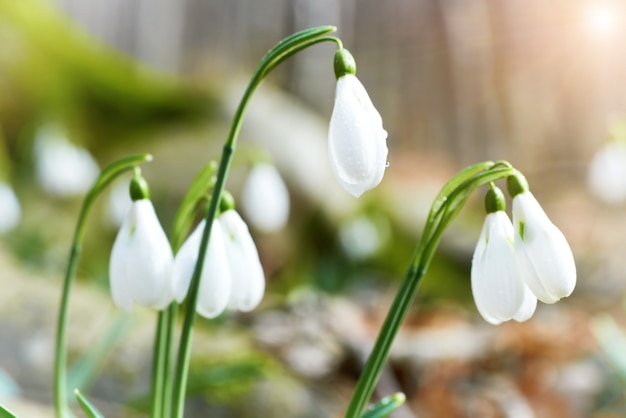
[585, 2, 620, 41]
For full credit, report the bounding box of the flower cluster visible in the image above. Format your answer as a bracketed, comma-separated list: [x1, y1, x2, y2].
[109, 174, 264, 318]
[107, 46, 388, 317]
[471, 174, 576, 325]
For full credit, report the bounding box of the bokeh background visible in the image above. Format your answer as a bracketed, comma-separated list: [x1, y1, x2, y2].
[1, 0, 626, 417]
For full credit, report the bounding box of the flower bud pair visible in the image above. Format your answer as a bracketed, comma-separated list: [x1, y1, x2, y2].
[471, 176, 576, 325]
[109, 175, 264, 317]
[173, 209, 265, 319]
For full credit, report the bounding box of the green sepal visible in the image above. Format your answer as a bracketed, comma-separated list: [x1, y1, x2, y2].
[219, 190, 236, 214]
[334, 48, 357, 78]
[506, 171, 529, 198]
[361, 393, 406, 418]
[129, 171, 150, 201]
[484, 186, 506, 214]
[74, 390, 105, 418]
[0, 403, 18, 418]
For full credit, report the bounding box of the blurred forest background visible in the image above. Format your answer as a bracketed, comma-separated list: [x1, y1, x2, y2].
[1, 0, 626, 417]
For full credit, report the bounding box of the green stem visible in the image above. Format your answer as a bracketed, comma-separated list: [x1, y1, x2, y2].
[344, 163, 517, 418]
[160, 304, 176, 415]
[150, 310, 167, 418]
[169, 25, 338, 418]
[53, 154, 152, 418]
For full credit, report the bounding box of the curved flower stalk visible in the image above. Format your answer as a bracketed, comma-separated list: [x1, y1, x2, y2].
[54, 154, 152, 418]
[328, 48, 388, 198]
[0, 181, 21, 233]
[34, 125, 99, 197]
[170, 26, 342, 418]
[109, 172, 175, 311]
[344, 162, 577, 418]
[173, 207, 264, 318]
[587, 139, 626, 204]
[508, 175, 577, 304]
[471, 186, 536, 325]
[241, 163, 290, 232]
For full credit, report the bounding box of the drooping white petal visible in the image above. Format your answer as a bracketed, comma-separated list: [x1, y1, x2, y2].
[471, 211, 537, 325]
[173, 220, 231, 318]
[587, 141, 626, 204]
[0, 182, 21, 233]
[328, 74, 388, 198]
[109, 200, 174, 311]
[512, 192, 577, 303]
[219, 210, 265, 312]
[34, 127, 99, 197]
[241, 163, 290, 232]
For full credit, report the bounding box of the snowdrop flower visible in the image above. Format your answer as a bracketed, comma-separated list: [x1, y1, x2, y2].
[0, 181, 21, 233]
[328, 48, 388, 198]
[109, 174, 174, 311]
[173, 219, 231, 318]
[508, 174, 577, 304]
[471, 187, 537, 325]
[241, 163, 290, 232]
[173, 197, 265, 319]
[34, 125, 99, 197]
[220, 209, 265, 311]
[587, 140, 626, 204]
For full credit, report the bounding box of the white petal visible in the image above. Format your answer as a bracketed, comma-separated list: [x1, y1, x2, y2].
[109, 200, 174, 311]
[512, 192, 577, 303]
[219, 210, 265, 312]
[0, 182, 21, 233]
[241, 164, 290, 232]
[328, 74, 388, 198]
[173, 220, 231, 318]
[34, 127, 99, 197]
[196, 221, 231, 318]
[471, 212, 537, 325]
[587, 141, 626, 204]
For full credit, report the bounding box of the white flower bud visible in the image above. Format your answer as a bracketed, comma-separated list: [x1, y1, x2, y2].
[512, 192, 577, 303]
[471, 211, 537, 325]
[328, 74, 388, 197]
[109, 200, 175, 311]
[173, 220, 231, 319]
[0, 182, 21, 233]
[34, 127, 99, 197]
[241, 164, 289, 232]
[587, 140, 626, 204]
[219, 210, 265, 312]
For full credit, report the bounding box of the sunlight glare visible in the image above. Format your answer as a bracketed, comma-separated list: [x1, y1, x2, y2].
[585, 2, 619, 41]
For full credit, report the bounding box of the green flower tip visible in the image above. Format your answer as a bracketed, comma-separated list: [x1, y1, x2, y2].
[334, 48, 356, 79]
[220, 190, 236, 213]
[129, 171, 150, 201]
[485, 186, 506, 213]
[506, 172, 529, 198]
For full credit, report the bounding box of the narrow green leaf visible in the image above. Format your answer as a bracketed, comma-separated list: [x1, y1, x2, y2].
[74, 390, 105, 418]
[68, 316, 131, 394]
[0, 403, 18, 418]
[361, 393, 406, 418]
[171, 161, 217, 251]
